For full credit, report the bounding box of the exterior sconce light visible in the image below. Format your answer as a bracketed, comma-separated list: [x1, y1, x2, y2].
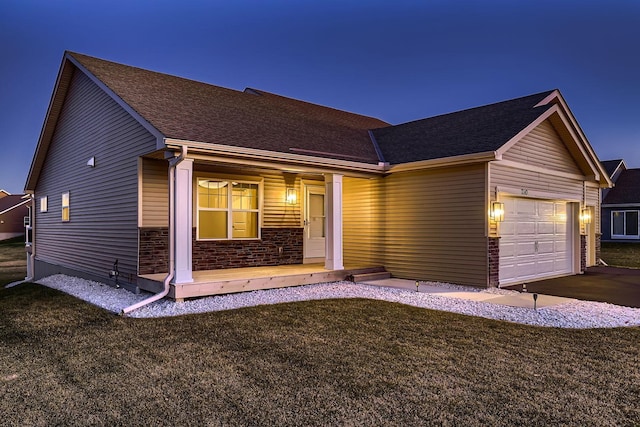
[491, 201, 504, 222]
[87, 156, 96, 167]
[580, 208, 591, 224]
[286, 187, 297, 205]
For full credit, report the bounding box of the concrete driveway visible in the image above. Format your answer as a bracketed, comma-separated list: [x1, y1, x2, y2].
[504, 267, 640, 308]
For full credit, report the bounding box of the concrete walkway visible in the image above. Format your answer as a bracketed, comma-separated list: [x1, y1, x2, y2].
[362, 278, 575, 309]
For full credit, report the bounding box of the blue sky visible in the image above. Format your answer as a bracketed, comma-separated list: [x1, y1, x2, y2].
[1, 0, 638, 194]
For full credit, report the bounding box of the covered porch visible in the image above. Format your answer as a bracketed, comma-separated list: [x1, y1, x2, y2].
[138, 264, 387, 301]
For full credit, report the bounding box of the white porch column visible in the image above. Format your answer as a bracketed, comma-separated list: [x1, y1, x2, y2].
[325, 173, 344, 270]
[173, 158, 193, 283]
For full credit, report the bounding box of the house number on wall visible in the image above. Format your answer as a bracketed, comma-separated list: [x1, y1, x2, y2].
[521, 189, 529, 195]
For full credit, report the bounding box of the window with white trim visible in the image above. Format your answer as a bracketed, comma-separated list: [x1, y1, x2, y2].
[40, 196, 48, 213]
[61, 192, 70, 222]
[612, 210, 639, 238]
[197, 179, 260, 240]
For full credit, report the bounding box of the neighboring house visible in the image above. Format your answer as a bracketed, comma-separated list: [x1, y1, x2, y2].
[24, 52, 611, 300]
[0, 191, 30, 241]
[601, 159, 640, 242]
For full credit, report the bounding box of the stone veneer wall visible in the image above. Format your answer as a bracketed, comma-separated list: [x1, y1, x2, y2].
[139, 228, 168, 275]
[595, 233, 602, 264]
[488, 237, 500, 287]
[139, 227, 303, 274]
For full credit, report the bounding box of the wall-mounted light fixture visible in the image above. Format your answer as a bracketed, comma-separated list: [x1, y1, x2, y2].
[490, 201, 505, 222]
[580, 208, 591, 224]
[286, 187, 297, 205]
[87, 156, 96, 167]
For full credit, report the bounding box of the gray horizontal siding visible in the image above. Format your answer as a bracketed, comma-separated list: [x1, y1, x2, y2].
[34, 69, 157, 281]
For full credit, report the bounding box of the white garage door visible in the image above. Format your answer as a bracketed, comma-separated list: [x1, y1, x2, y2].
[499, 198, 573, 286]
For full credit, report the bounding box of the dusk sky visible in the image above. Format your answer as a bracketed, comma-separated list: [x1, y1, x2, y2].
[1, 0, 638, 194]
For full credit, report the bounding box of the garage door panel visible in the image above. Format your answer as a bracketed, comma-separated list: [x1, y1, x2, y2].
[555, 240, 567, 252]
[517, 222, 536, 235]
[537, 221, 555, 234]
[500, 197, 573, 286]
[539, 202, 555, 216]
[515, 241, 536, 256]
[500, 242, 515, 257]
[537, 241, 555, 255]
[536, 259, 556, 274]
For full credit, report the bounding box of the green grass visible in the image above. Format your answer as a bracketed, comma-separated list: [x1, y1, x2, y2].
[600, 242, 640, 268]
[0, 236, 26, 286]
[1, 284, 639, 426]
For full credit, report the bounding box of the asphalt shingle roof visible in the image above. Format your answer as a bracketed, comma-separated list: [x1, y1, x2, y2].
[70, 52, 389, 164]
[67, 53, 565, 169]
[603, 169, 640, 204]
[371, 90, 556, 164]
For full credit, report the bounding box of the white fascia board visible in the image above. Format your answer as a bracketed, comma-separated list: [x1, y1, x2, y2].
[65, 53, 165, 147]
[164, 138, 387, 175]
[387, 151, 498, 173]
[545, 92, 612, 188]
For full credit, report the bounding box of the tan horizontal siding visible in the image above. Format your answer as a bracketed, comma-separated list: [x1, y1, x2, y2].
[503, 120, 583, 175]
[586, 186, 601, 233]
[141, 158, 169, 227]
[261, 172, 301, 228]
[34, 70, 157, 280]
[151, 167, 303, 230]
[382, 166, 487, 285]
[490, 163, 585, 197]
[345, 166, 488, 286]
[343, 177, 385, 266]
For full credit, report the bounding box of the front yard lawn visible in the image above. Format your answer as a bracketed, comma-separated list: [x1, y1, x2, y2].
[0, 237, 26, 286]
[1, 283, 639, 426]
[601, 242, 640, 268]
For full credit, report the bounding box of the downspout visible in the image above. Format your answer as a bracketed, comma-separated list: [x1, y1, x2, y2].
[121, 145, 187, 315]
[25, 195, 35, 281]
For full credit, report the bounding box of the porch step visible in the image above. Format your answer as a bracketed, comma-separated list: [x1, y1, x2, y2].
[349, 269, 392, 283]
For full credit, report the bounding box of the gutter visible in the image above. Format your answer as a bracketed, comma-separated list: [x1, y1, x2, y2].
[121, 145, 187, 315]
[164, 138, 387, 174]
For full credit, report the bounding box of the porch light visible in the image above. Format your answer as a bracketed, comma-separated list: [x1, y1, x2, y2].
[286, 187, 297, 205]
[580, 208, 591, 224]
[491, 201, 504, 222]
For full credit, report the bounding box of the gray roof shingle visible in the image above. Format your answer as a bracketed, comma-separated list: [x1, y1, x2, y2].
[371, 90, 556, 164]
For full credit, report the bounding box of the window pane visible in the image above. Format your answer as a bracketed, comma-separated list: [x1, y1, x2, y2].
[309, 193, 325, 238]
[199, 211, 227, 239]
[62, 192, 69, 222]
[198, 180, 228, 208]
[612, 211, 625, 235]
[232, 211, 258, 238]
[232, 183, 258, 209]
[626, 211, 639, 236]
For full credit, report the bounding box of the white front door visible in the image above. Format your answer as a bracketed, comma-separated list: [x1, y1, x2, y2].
[304, 185, 325, 260]
[499, 197, 573, 286]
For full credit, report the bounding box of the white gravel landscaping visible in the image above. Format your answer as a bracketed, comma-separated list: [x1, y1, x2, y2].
[34, 274, 640, 329]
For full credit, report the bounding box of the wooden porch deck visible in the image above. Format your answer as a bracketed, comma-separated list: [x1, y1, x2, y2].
[138, 264, 385, 301]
